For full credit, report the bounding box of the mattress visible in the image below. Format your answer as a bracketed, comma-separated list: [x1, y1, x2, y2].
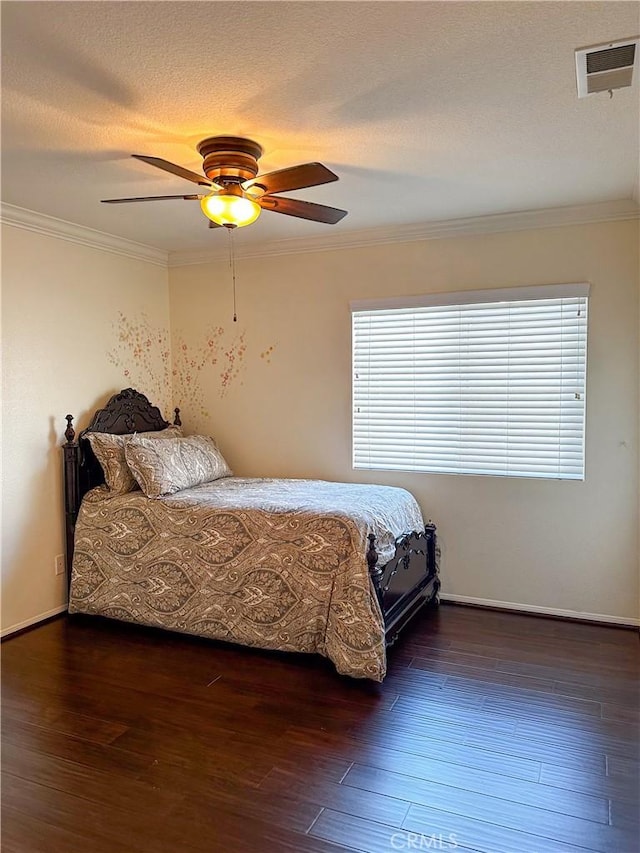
[69, 477, 424, 680]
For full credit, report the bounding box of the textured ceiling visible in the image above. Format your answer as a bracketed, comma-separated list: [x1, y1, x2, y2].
[1, 1, 639, 252]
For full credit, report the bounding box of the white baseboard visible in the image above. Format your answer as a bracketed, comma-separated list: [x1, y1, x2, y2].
[1, 605, 68, 639]
[440, 594, 640, 628]
[1, 597, 637, 639]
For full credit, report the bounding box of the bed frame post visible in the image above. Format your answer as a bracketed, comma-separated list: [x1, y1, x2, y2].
[63, 415, 80, 591]
[424, 520, 440, 599]
[367, 533, 384, 608]
[173, 407, 182, 427]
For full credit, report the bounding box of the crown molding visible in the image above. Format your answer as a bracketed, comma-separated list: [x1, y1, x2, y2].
[2, 198, 636, 269]
[0, 202, 168, 267]
[168, 198, 640, 267]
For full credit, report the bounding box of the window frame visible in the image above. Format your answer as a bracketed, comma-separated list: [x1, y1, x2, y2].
[351, 283, 590, 481]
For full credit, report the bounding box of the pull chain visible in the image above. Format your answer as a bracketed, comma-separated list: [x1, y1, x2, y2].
[227, 224, 238, 322]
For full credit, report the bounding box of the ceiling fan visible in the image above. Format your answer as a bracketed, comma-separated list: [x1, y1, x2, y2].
[102, 135, 348, 229]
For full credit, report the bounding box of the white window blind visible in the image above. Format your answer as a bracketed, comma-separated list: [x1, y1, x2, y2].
[352, 285, 589, 480]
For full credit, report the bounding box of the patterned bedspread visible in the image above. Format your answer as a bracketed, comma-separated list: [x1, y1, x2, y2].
[69, 478, 424, 680]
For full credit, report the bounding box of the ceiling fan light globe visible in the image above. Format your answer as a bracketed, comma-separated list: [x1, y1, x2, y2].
[200, 193, 261, 227]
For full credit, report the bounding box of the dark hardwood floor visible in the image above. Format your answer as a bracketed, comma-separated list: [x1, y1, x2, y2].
[2, 604, 638, 852]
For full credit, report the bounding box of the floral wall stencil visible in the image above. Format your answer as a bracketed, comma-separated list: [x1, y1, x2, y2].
[107, 313, 172, 415]
[107, 312, 276, 427]
[173, 325, 275, 423]
[260, 345, 275, 364]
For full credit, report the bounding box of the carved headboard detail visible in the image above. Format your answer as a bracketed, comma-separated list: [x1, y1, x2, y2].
[62, 388, 181, 583]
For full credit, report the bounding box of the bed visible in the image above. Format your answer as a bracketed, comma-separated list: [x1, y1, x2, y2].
[63, 389, 439, 680]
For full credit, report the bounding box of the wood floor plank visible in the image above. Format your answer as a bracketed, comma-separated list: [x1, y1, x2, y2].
[1, 773, 183, 853]
[1, 742, 181, 813]
[197, 816, 352, 853]
[553, 679, 640, 708]
[495, 657, 639, 690]
[0, 805, 143, 853]
[539, 761, 639, 802]
[309, 809, 409, 852]
[260, 766, 412, 825]
[342, 760, 609, 823]
[420, 618, 619, 668]
[112, 724, 278, 785]
[402, 803, 630, 853]
[602, 703, 640, 724]
[392, 694, 520, 734]
[609, 798, 640, 833]
[415, 661, 559, 694]
[434, 676, 606, 722]
[349, 708, 473, 746]
[514, 717, 640, 756]
[288, 722, 543, 780]
[607, 755, 640, 779]
[2, 654, 265, 731]
[463, 728, 607, 774]
[342, 764, 627, 851]
[438, 624, 637, 661]
[0, 718, 153, 779]
[482, 690, 602, 719]
[1, 689, 131, 744]
[171, 784, 324, 834]
[411, 648, 500, 671]
[2, 605, 637, 853]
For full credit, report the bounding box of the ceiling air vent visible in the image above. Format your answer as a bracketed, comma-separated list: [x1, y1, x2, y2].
[575, 38, 639, 97]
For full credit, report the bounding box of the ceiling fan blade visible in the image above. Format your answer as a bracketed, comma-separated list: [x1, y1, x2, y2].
[259, 195, 347, 224]
[101, 194, 203, 203]
[244, 163, 338, 196]
[208, 220, 223, 228]
[132, 154, 213, 187]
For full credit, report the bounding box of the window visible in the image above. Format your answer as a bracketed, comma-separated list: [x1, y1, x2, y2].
[352, 284, 589, 480]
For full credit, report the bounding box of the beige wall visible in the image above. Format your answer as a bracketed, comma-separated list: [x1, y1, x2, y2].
[169, 220, 639, 623]
[1, 225, 170, 634]
[2, 218, 637, 634]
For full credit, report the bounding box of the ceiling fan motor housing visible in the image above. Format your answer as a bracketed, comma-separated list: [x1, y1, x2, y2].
[197, 136, 264, 184]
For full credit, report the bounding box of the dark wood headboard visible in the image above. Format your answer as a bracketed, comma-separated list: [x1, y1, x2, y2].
[62, 388, 181, 582]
